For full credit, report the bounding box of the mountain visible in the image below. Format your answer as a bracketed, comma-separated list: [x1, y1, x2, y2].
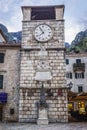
[0, 24, 13, 42]
[65, 42, 70, 48]
[9, 31, 22, 42]
[1, 23, 87, 52]
[71, 30, 87, 46]
[0, 23, 22, 43]
[66, 29, 87, 53]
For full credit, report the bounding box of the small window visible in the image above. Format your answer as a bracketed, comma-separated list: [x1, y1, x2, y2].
[66, 72, 72, 79]
[10, 108, 15, 115]
[0, 53, 4, 63]
[0, 75, 3, 89]
[75, 72, 84, 79]
[76, 59, 81, 64]
[78, 86, 83, 93]
[66, 59, 69, 64]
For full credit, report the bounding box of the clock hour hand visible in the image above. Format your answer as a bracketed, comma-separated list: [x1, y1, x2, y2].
[38, 32, 44, 36]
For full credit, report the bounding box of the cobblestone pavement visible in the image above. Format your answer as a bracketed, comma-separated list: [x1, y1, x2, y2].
[0, 122, 87, 130]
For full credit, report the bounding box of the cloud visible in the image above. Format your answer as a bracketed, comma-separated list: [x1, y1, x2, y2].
[0, 0, 13, 13]
[0, 0, 22, 32]
[65, 19, 84, 43]
[0, 0, 65, 32]
[20, 0, 65, 6]
[0, 0, 87, 43]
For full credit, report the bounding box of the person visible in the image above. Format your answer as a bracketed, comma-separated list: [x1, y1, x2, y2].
[85, 106, 87, 113]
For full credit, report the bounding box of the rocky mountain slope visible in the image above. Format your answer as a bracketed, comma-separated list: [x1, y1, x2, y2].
[0, 24, 21, 42]
[0, 23, 87, 52]
[71, 30, 87, 46]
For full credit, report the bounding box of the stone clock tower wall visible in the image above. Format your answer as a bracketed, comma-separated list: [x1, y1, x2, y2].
[19, 5, 68, 123]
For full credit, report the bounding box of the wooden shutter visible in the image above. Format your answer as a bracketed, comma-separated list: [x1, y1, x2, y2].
[82, 72, 84, 78]
[70, 73, 72, 79]
[0, 75, 3, 89]
[0, 53, 4, 63]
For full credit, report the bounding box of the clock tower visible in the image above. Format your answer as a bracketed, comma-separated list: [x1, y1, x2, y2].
[19, 5, 68, 123]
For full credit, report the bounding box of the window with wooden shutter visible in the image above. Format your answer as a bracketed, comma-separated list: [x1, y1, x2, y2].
[0, 53, 4, 63]
[82, 72, 84, 78]
[75, 73, 77, 79]
[10, 108, 15, 115]
[76, 59, 81, 64]
[66, 59, 69, 64]
[75, 72, 84, 79]
[78, 86, 83, 93]
[0, 75, 3, 89]
[70, 73, 72, 79]
[66, 72, 72, 79]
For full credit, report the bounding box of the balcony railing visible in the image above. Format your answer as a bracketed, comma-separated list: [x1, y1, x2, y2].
[73, 63, 85, 72]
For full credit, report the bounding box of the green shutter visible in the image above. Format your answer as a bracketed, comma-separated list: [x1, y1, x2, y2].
[0, 53, 4, 63]
[82, 72, 84, 78]
[0, 75, 3, 89]
[75, 73, 77, 79]
[66, 59, 69, 64]
[70, 73, 72, 79]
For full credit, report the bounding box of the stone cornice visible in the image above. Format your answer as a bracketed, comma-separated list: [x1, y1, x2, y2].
[0, 44, 21, 49]
[20, 47, 65, 52]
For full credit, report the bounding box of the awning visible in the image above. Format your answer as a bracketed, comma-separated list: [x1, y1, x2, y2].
[70, 92, 87, 101]
[0, 92, 8, 103]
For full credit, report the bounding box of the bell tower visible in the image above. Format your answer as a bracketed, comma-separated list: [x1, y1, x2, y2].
[19, 5, 68, 123]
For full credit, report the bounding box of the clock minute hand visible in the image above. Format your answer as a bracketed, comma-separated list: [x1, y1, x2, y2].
[39, 27, 44, 33]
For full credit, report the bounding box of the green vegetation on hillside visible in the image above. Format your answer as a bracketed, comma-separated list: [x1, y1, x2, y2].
[66, 37, 87, 53]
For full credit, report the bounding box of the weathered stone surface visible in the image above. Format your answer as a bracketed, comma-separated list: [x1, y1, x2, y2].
[19, 5, 68, 123]
[19, 88, 68, 122]
[0, 48, 20, 121]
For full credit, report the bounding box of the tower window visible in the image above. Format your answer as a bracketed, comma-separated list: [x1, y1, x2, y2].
[31, 7, 55, 20]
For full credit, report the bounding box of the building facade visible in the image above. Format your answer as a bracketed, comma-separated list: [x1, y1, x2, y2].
[66, 52, 87, 93]
[0, 5, 68, 123]
[0, 30, 20, 121]
[19, 5, 68, 123]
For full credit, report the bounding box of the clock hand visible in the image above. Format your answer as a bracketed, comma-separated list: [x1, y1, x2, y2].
[38, 32, 44, 36]
[39, 27, 44, 33]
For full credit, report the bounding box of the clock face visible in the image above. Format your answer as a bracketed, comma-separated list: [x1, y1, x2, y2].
[34, 24, 53, 42]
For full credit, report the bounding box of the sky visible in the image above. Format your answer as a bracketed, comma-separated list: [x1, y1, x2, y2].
[0, 0, 87, 44]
